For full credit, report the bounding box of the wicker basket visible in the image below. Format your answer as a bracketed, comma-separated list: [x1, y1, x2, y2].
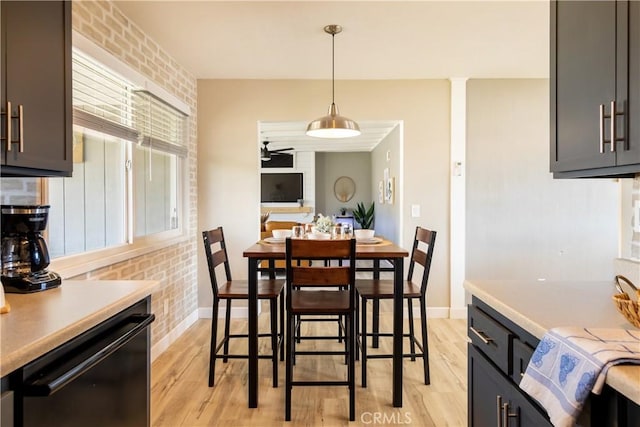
[612, 275, 640, 329]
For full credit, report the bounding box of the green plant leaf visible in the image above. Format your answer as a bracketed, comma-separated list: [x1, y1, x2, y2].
[353, 201, 374, 229]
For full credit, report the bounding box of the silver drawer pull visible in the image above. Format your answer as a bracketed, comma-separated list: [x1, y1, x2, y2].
[502, 402, 519, 426]
[17, 104, 24, 153]
[470, 326, 493, 344]
[3, 101, 11, 152]
[599, 103, 606, 153]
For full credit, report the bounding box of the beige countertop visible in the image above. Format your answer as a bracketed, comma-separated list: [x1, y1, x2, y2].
[0, 280, 158, 376]
[464, 279, 640, 406]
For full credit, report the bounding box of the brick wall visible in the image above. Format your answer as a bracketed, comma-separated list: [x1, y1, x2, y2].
[0, 178, 40, 204]
[70, 1, 199, 349]
[0, 1, 199, 351]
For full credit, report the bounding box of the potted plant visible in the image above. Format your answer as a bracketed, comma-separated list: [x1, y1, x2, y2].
[353, 202, 375, 239]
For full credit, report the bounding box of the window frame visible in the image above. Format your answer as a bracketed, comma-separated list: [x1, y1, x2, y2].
[45, 33, 190, 279]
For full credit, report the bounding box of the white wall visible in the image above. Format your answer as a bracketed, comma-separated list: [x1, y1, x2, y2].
[315, 151, 371, 217]
[466, 79, 619, 281]
[197, 77, 632, 315]
[197, 79, 451, 310]
[371, 125, 402, 243]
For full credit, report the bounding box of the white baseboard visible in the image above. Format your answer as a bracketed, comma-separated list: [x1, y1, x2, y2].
[198, 304, 252, 319]
[449, 306, 468, 319]
[151, 309, 198, 362]
[196, 304, 459, 320]
[154, 305, 463, 363]
[404, 306, 456, 318]
[424, 307, 450, 318]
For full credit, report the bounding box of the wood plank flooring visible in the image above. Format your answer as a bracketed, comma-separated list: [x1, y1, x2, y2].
[151, 307, 468, 426]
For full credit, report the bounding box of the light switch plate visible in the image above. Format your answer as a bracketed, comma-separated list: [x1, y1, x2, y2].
[411, 204, 420, 218]
[633, 200, 640, 232]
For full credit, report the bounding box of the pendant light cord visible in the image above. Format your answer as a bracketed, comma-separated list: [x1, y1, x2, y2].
[331, 31, 335, 105]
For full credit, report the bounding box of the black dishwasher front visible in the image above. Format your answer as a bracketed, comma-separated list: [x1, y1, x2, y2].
[13, 298, 154, 427]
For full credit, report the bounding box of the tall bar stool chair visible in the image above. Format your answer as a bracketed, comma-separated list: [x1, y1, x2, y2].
[356, 226, 436, 387]
[202, 227, 285, 387]
[284, 237, 357, 421]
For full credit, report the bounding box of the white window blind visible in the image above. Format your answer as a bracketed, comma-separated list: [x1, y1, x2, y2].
[72, 49, 188, 155]
[49, 47, 188, 261]
[133, 90, 188, 157]
[72, 49, 138, 142]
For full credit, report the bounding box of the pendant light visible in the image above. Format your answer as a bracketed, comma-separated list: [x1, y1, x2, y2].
[306, 25, 361, 138]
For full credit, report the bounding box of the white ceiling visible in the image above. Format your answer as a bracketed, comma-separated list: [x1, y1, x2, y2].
[114, 0, 549, 152]
[259, 120, 400, 152]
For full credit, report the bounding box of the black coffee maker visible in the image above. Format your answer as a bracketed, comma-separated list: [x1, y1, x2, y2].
[1, 205, 61, 293]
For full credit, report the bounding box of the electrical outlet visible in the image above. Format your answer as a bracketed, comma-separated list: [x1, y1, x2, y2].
[163, 299, 169, 315]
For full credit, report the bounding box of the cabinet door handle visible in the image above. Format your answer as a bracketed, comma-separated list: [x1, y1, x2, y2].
[610, 100, 626, 152]
[496, 395, 503, 427]
[470, 326, 493, 344]
[17, 104, 24, 153]
[3, 101, 12, 152]
[610, 100, 617, 153]
[599, 103, 606, 154]
[501, 402, 518, 427]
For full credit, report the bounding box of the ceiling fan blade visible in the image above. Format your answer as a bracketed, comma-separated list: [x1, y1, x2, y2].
[271, 147, 294, 153]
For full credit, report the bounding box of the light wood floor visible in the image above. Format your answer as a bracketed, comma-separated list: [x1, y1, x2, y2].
[151, 308, 468, 426]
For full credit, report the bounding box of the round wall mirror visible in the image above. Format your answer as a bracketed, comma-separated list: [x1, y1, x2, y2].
[334, 176, 356, 202]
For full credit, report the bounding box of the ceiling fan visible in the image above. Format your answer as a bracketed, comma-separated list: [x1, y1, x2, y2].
[260, 141, 294, 161]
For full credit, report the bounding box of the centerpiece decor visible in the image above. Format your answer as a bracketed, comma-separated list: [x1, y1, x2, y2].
[314, 214, 334, 233]
[309, 214, 334, 239]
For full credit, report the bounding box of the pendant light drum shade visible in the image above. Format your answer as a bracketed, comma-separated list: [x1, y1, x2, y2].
[306, 103, 360, 138]
[306, 25, 360, 139]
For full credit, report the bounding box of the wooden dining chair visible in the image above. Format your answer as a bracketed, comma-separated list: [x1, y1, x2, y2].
[356, 226, 437, 387]
[202, 227, 285, 388]
[284, 237, 357, 421]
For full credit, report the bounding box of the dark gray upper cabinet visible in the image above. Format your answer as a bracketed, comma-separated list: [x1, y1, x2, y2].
[551, 0, 640, 178]
[1, 1, 72, 177]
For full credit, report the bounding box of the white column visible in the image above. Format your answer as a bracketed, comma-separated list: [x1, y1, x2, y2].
[449, 78, 468, 319]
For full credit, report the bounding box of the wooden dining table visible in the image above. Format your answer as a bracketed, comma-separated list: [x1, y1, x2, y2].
[243, 237, 409, 409]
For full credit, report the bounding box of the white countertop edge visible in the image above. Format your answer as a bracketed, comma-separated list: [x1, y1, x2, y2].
[1, 280, 159, 375]
[464, 280, 548, 339]
[463, 280, 640, 406]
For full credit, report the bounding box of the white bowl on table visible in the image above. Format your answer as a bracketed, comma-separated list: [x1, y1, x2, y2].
[354, 229, 375, 240]
[272, 229, 292, 239]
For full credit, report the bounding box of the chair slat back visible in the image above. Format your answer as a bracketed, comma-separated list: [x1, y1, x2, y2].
[287, 238, 354, 260]
[406, 226, 437, 295]
[291, 266, 351, 287]
[202, 227, 233, 299]
[285, 238, 357, 308]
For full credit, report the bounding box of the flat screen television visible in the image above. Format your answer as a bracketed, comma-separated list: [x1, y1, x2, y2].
[261, 173, 303, 203]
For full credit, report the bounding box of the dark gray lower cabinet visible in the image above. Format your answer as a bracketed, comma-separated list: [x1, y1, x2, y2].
[468, 298, 640, 427]
[468, 299, 552, 427]
[1, 389, 13, 427]
[468, 344, 551, 427]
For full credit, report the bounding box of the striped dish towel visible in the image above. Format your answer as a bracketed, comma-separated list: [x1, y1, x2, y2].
[519, 327, 640, 427]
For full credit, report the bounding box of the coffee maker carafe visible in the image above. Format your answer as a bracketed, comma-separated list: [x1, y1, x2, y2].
[1, 205, 61, 293]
